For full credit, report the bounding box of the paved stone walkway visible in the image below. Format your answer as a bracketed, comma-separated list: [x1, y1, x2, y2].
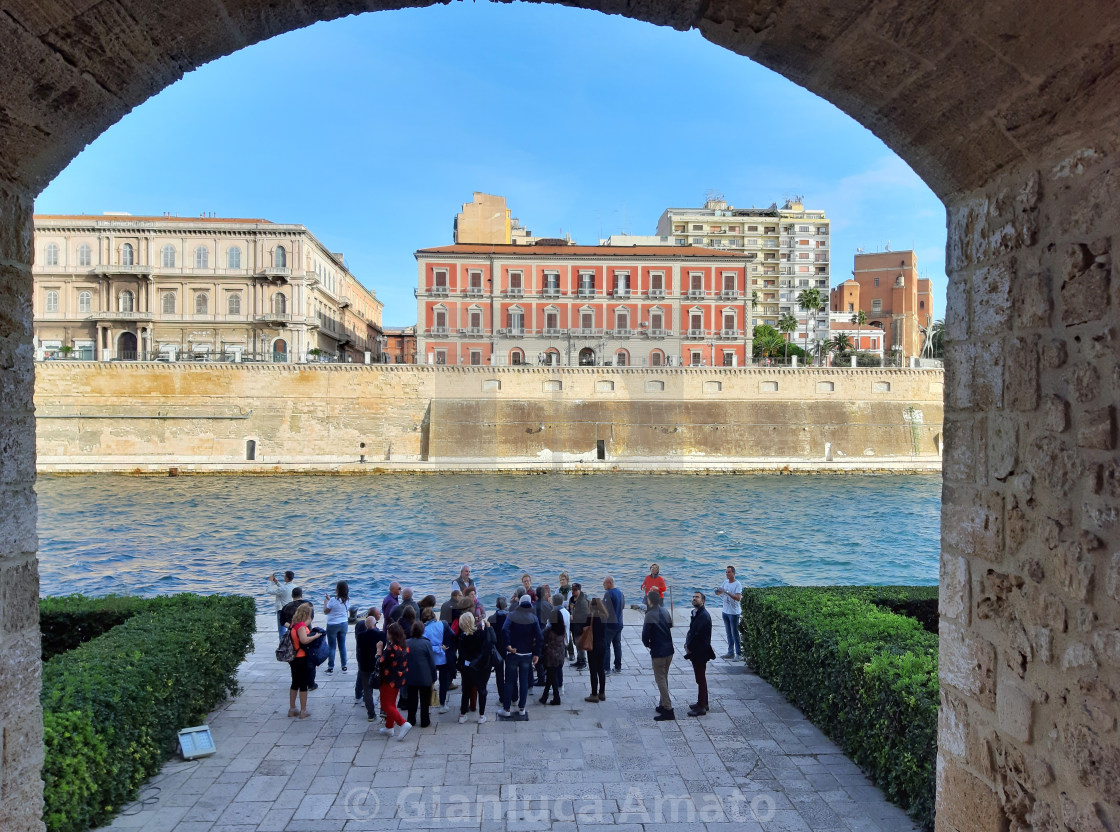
[99, 612, 917, 832]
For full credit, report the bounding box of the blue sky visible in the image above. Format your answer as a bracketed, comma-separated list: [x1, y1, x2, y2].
[35, 2, 948, 327]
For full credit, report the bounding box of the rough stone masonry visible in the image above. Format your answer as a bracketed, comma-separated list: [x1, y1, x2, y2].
[1, 1, 1119, 831]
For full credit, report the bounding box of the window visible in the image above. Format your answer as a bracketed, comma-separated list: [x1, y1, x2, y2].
[690, 312, 703, 333]
[470, 310, 482, 330]
[509, 272, 522, 292]
[799, 225, 810, 232]
[615, 350, 629, 366]
[434, 350, 447, 365]
[579, 273, 595, 294]
[45, 243, 59, 266]
[510, 349, 524, 366]
[161, 245, 176, 268]
[874, 277, 879, 287]
[433, 269, 448, 289]
[545, 311, 559, 331]
[722, 352, 735, 367]
[227, 293, 241, 316]
[507, 310, 524, 333]
[690, 273, 703, 292]
[469, 350, 482, 366]
[195, 292, 209, 315]
[723, 312, 736, 331]
[581, 312, 594, 330]
[723, 273, 736, 291]
[470, 271, 483, 291]
[690, 350, 702, 366]
[434, 310, 447, 330]
[615, 310, 628, 331]
[121, 243, 134, 266]
[920, 300, 926, 309]
[543, 272, 559, 292]
[691, 224, 703, 231]
[195, 246, 210, 269]
[162, 292, 176, 314]
[77, 244, 92, 267]
[45, 290, 59, 313]
[275, 246, 287, 268]
[872, 299, 883, 312]
[847, 303, 853, 312]
[78, 291, 92, 314]
[273, 294, 287, 314]
[650, 311, 663, 332]
[650, 351, 663, 367]
[118, 290, 134, 312]
[650, 273, 664, 292]
[228, 247, 241, 269]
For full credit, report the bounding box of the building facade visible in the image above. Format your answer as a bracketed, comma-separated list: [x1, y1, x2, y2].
[827, 311, 886, 360]
[382, 325, 417, 364]
[453, 192, 543, 245]
[415, 243, 754, 367]
[829, 249, 933, 360]
[654, 197, 832, 350]
[32, 214, 383, 362]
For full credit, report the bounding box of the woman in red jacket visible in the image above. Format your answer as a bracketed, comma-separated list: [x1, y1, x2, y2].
[640, 563, 667, 609]
[377, 623, 412, 740]
[287, 604, 322, 719]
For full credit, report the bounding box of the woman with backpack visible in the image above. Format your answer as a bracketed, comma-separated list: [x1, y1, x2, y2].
[422, 607, 453, 714]
[376, 623, 411, 740]
[455, 612, 494, 724]
[584, 598, 608, 703]
[538, 609, 567, 706]
[287, 604, 323, 719]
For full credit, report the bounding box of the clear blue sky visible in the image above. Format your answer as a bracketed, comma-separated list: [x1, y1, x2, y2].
[35, 2, 948, 327]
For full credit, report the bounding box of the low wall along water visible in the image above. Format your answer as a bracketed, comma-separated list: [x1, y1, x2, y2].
[34, 364, 945, 472]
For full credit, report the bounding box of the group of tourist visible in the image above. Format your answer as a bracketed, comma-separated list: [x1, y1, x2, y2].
[265, 562, 745, 731]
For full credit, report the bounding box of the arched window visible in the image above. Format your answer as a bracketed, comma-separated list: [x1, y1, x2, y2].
[544, 349, 560, 366]
[45, 290, 59, 313]
[510, 348, 525, 366]
[162, 292, 176, 314]
[78, 291, 92, 314]
[161, 245, 176, 268]
[121, 243, 134, 266]
[118, 290, 134, 312]
[275, 245, 287, 268]
[272, 293, 287, 314]
[227, 293, 241, 316]
[227, 247, 241, 269]
[195, 292, 209, 315]
[194, 246, 210, 269]
[650, 350, 664, 367]
[45, 243, 59, 266]
[77, 244, 92, 267]
[615, 349, 629, 366]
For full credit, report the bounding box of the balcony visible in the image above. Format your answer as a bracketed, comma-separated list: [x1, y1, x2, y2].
[338, 296, 351, 308]
[610, 288, 631, 297]
[429, 326, 449, 336]
[543, 327, 565, 337]
[497, 328, 525, 337]
[464, 287, 484, 297]
[648, 288, 666, 298]
[458, 327, 485, 336]
[610, 328, 634, 338]
[94, 264, 150, 276]
[541, 287, 561, 297]
[503, 288, 524, 298]
[91, 309, 154, 322]
[577, 287, 596, 298]
[647, 329, 671, 339]
[721, 290, 740, 300]
[686, 329, 706, 338]
[572, 327, 604, 337]
[429, 286, 449, 296]
[255, 312, 292, 324]
[720, 329, 740, 339]
[687, 289, 705, 299]
[260, 267, 291, 280]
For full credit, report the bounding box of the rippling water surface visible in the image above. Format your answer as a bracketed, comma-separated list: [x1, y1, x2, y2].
[37, 474, 941, 609]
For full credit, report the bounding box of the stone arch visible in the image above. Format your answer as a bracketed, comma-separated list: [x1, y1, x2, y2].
[1, 3, 1119, 831]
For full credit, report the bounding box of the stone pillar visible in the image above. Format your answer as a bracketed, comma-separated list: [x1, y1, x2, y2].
[937, 154, 1120, 831]
[0, 184, 45, 831]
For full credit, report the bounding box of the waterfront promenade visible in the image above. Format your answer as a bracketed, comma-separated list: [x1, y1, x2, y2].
[97, 611, 917, 832]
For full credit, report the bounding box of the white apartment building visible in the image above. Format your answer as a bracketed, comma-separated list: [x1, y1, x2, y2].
[32, 213, 383, 363]
[655, 197, 832, 352]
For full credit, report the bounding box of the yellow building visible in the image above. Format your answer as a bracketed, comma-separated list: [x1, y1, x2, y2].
[32, 213, 383, 363]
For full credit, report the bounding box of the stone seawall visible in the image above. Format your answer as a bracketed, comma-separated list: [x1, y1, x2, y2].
[34, 364, 945, 472]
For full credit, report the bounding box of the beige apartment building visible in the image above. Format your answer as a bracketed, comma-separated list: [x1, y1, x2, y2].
[32, 214, 383, 363]
[453, 192, 544, 246]
[655, 196, 832, 352]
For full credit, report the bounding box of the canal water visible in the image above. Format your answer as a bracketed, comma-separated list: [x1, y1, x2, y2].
[37, 473, 941, 609]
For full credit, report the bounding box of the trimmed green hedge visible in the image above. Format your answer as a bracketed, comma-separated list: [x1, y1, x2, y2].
[41, 594, 256, 832]
[741, 586, 938, 831]
[40, 594, 198, 660]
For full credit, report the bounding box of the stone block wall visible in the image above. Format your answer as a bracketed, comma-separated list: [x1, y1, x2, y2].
[33, 363, 944, 469]
[936, 152, 1120, 831]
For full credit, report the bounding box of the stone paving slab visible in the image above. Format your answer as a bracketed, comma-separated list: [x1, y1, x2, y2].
[98, 611, 918, 832]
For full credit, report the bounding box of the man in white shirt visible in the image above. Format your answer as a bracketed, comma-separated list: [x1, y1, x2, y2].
[714, 565, 743, 660]
[266, 571, 295, 635]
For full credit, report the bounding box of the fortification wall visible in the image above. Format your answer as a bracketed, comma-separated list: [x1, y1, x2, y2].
[34, 364, 944, 471]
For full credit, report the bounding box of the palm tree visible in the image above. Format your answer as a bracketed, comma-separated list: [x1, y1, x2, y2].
[797, 288, 823, 364]
[752, 324, 785, 363]
[777, 312, 798, 359]
[850, 309, 867, 354]
[931, 318, 945, 358]
[830, 333, 853, 363]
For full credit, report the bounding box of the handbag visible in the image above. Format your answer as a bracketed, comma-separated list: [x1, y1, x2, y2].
[305, 627, 329, 666]
[576, 622, 593, 652]
[275, 630, 296, 662]
[430, 688, 439, 707]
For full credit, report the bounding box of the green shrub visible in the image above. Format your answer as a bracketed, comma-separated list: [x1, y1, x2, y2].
[40, 595, 199, 660]
[740, 586, 938, 830]
[41, 594, 256, 832]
